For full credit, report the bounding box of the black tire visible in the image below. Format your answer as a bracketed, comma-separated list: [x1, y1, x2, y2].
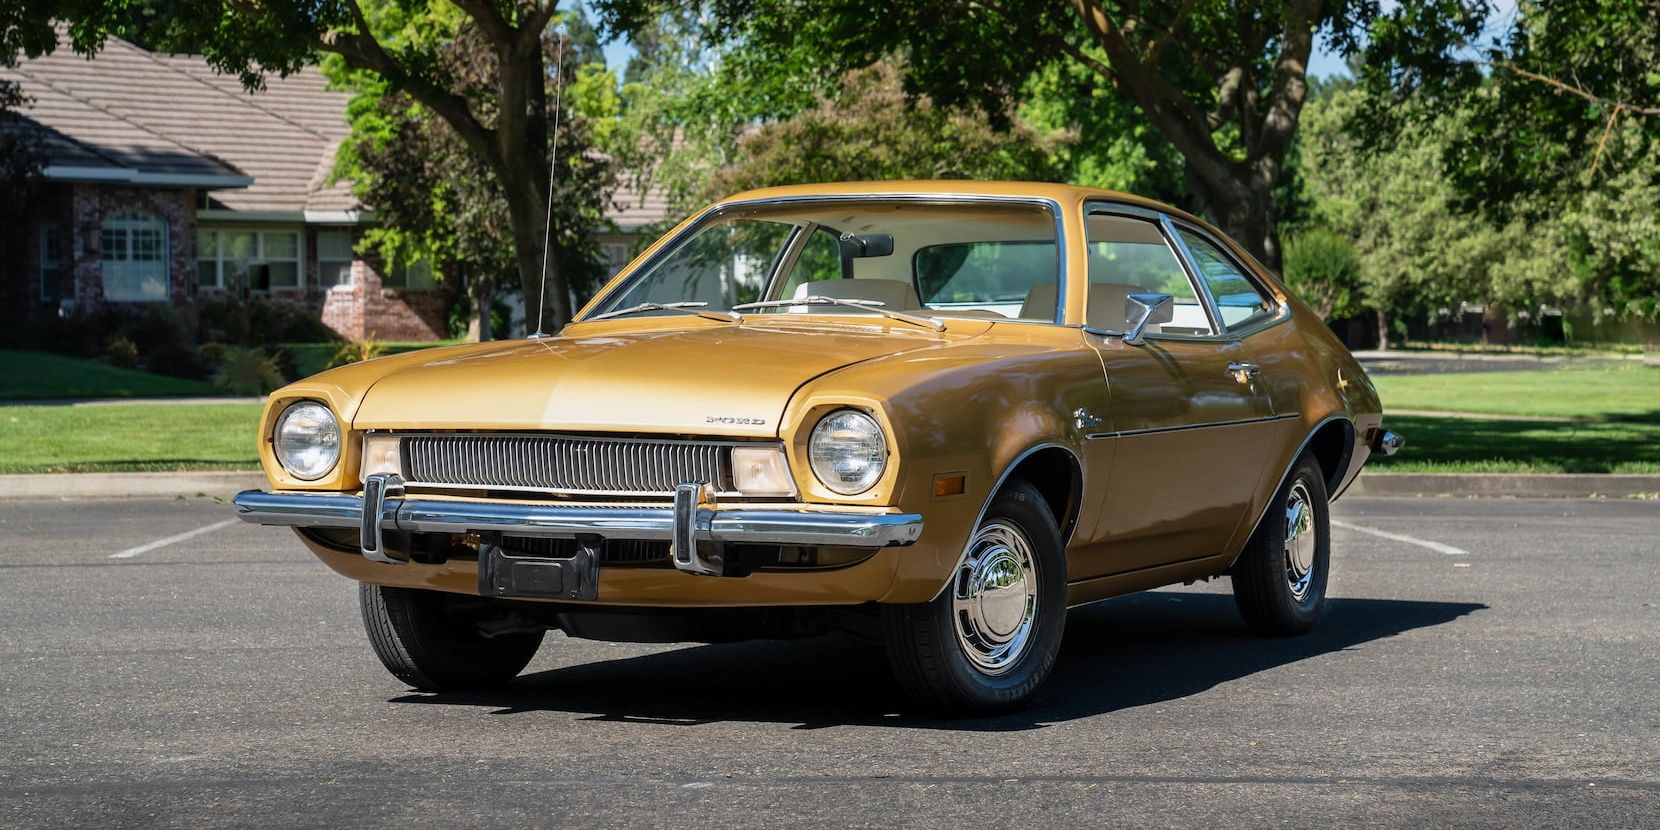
[1231, 452, 1330, 635]
[358, 583, 544, 691]
[881, 479, 1067, 716]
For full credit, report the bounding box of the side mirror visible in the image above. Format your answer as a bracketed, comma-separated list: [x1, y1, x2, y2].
[1122, 292, 1174, 346]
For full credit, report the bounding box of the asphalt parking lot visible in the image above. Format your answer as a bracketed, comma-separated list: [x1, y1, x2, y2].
[1, 495, 1655, 828]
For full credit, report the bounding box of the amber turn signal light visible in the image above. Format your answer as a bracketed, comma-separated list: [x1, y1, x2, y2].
[932, 473, 966, 498]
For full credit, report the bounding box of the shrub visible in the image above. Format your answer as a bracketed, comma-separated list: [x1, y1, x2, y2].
[146, 341, 206, 380]
[213, 346, 286, 395]
[325, 337, 386, 370]
[107, 335, 140, 369]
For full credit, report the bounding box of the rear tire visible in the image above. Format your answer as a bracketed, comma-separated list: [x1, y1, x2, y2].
[359, 584, 544, 691]
[1231, 452, 1330, 635]
[881, 479, 1067, 716]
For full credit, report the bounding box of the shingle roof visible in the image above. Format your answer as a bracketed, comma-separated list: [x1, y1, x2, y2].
[3, 32, 672, 228]
[1, 32, 357, 214]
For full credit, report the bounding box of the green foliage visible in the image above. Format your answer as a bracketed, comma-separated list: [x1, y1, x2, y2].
[324, 337, 385, 370]
[213, 346, 285, 396]
[106, 335, 139, 369]
[1281, 228, 1363, 321]
[706, 62, 1064, 198]
[331, 10, 615, 330]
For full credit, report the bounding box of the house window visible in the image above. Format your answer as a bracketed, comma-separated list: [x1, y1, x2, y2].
[383, 256, 435, 291]
[602, 242, 631, 276]
[100, 210, 170, 302]
[197, 228, 303, 291]
[39, 226, 64, 302]
[317, 230, 355, 288]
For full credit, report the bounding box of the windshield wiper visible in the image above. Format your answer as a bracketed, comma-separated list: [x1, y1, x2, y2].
[732, 295, 946, 332]
[587, 301, 741, 324]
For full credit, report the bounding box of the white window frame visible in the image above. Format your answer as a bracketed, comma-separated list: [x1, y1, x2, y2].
[100, 210, 170, 303]
[197, 227, 305, 292]
[315, 229, 356, 289]
[39, 226, 63, 302]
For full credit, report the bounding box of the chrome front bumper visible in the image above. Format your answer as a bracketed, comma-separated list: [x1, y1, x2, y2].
[232, 480, 924, 575]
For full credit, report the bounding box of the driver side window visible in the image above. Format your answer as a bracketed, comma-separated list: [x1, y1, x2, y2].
[1084, 212, 1212, 336]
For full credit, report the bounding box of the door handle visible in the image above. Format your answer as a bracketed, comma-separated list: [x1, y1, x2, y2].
[1227, 362, 1261, 382]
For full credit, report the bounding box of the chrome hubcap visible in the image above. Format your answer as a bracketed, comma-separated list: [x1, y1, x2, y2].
[1284, 481, 1317, 601]
[952, 521, 1038, 675]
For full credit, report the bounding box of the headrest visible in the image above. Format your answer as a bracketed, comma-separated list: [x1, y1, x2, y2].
[795, 278, 921, 311]
[1018, 281, 1146, 328]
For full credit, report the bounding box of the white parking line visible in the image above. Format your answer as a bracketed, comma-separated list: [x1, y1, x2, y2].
[1332, 519, 1469, 556]
[109, 519, 238, 560]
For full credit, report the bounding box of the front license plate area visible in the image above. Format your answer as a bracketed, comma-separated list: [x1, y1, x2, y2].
[478, 537, 599, 601]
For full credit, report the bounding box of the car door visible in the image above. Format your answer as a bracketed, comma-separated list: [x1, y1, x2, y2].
[1073, 207, 1288, 579]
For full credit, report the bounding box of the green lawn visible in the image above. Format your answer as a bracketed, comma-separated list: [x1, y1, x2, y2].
[1370, 363, 1660, 474]
[1372, 362, 1660, 420]
[0, 403, 262, 474]
[0, 350, 217, 400]
[1367, 414, 1660, 474]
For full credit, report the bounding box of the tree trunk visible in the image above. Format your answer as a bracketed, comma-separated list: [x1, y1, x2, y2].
[466, 271, 496, 342]
[1186, 162, 1283, 272]
[1375, 307, 1390, 351]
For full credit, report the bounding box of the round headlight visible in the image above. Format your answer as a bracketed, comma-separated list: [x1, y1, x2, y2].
[809, 409, 887, 495]
[273, 401, 341, 481]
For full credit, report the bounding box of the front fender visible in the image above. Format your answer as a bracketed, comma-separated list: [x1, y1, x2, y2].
[779, 329, 1106, 604]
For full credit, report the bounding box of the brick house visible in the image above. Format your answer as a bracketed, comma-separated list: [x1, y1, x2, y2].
[1, 34, 667, 342]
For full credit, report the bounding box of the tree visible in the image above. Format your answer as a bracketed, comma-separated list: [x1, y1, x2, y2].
[3, 0, 593, 326]
[597, 0, 1493, 270]
[1280, 227, 1361, 322]
[336, 23, 613, 340]
[706, 62, 1065, 198]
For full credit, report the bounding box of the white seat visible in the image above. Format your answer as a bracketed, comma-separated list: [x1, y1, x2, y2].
[795, 278, 922, 310]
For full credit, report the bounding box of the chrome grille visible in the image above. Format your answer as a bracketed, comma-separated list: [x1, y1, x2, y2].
[399, 433, 735, 497]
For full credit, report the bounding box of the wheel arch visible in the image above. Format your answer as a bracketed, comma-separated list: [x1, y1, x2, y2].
[926, 441, 1083, 602]
[1228, 414, 1354, 570]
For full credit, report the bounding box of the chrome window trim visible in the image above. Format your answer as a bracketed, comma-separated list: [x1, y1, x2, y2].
[1079, 201, 1219, 338]
[584, 193, 1071, 326]
[1162, 217, 1287, 339]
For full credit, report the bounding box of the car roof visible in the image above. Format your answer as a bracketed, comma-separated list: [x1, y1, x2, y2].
[715, 180, 1209, 228]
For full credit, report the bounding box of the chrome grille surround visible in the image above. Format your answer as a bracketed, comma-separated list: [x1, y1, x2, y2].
[394, 433, 758, 498]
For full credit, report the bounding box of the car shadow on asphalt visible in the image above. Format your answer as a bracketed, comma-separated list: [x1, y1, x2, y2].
[388, 592, 1485, 731]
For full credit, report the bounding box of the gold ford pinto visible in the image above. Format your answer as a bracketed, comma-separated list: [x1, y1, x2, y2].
[235, 181, 1401, 715]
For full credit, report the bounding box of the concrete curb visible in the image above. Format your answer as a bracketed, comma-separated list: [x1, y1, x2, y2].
[1347, 473, 1660, 499]
[0, 471, 265, 500]
[1, 470, 1656, 501]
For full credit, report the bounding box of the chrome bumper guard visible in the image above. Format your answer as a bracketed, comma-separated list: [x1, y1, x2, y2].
[1373, 429, 1405, 457]
[232, 473, 924, 576]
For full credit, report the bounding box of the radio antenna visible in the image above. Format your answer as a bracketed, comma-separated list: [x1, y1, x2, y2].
[529, 27, 567, 339]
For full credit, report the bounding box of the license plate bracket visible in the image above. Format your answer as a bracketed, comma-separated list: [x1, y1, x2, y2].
[477, 536, 599, 601]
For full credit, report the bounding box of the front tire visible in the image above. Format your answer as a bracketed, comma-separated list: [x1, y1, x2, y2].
[881, 479, 1067, 716]
[1231, 452, 1331, 635]
[359, 584, 544, 691]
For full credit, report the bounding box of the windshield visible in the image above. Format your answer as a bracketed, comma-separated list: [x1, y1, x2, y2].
[588, 200, 1061, 323]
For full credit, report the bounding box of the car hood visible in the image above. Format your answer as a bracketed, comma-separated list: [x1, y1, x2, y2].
[350, 321, 969, 437]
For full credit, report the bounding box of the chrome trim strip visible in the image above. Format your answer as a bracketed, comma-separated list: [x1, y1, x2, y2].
[583, 193, 1071, 327]
[359, 473, 403, 563]
[1161, 214, 1226, 336]
[1226, 413, 1353, 570]
[1084, 412, 1300, 440]
[232, 490, 923, 549]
